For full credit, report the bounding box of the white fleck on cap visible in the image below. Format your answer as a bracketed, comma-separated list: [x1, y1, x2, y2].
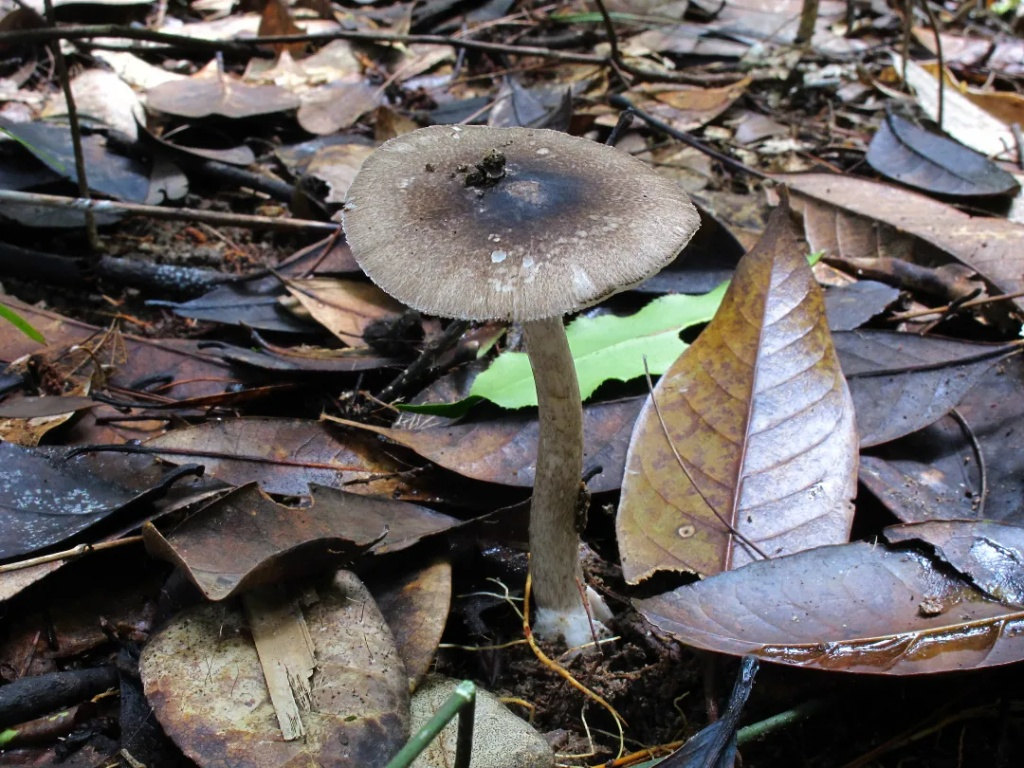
[343, 125, 701, 322]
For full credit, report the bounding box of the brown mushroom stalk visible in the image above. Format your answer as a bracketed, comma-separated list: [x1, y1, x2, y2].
[522, 317, 610, 646]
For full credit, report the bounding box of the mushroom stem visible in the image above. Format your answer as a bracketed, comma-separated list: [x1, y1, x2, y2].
[523, 317, 609, 647]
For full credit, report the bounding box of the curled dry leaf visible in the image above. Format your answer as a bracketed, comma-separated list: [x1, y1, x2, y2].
[636, 539, 1024, 675]
[617, 201, 858, 584]
[284, 277, 405, 348]
[143, 482, 460, 600]
[141, 570, 409, 767]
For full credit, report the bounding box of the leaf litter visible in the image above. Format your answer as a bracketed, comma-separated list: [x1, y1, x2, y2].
[3, 0, 1024, 764]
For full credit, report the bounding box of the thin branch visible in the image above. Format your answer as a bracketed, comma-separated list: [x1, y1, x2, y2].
[609, 94, 767, 179]
[592, 0, 746, 85]
[0, 189, 337, 233]
[43, 0, 99, 249]
[0, 24, 606, 64]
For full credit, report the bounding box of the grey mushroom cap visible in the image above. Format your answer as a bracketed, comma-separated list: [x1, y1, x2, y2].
[342, 125, 701, 322]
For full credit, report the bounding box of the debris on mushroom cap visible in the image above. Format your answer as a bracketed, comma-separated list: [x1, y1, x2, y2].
[342, 125, 701, 322]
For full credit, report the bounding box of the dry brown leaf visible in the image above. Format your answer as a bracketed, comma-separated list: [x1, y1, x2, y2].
[617, 201, 858, 584]
[147, 59, 300, 119]
[298, 81, 382, 135]
[285, 277, 405, 348]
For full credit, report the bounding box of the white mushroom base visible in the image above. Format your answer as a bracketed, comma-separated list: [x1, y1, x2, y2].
[532, 587, 613, 651]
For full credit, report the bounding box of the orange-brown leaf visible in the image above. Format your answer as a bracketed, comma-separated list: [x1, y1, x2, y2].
[617, 200, 857, 583]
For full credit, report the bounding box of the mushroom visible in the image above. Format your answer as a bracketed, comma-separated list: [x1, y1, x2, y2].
[343, 125, 700, 647]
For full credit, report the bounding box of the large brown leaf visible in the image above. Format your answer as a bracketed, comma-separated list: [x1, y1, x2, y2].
[617, 202, 858, 584]
[636, 537, 1024, 675]
[785, 173, 1024, 317]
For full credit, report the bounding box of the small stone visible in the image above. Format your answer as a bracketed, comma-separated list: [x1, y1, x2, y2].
[409, 675, 554, 768]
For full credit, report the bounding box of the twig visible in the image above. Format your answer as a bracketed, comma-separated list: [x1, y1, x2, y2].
[0, 24, 606, 64]
[42, 0, 98, 250]
[0, 189, 336, 233]
[376, 320, 470, 405]
[0, 536, 142, 574]
[919, 0, 945, 127]
[609, 94, 767, 179]
[592, 0, 746, 85]
[795, 0, 820, 45]
[889, 289, 1024, 321]
[949, 407, 987, 517]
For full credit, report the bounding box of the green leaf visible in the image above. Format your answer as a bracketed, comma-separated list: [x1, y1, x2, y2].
[403, 285, 726, 415]
[0, 303, 45, 344]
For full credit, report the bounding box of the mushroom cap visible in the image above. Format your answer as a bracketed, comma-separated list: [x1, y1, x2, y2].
[342, 125, 700, 322]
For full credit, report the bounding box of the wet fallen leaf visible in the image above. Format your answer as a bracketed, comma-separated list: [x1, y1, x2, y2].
[0, 442, 200, 560]
[330, 398, 643, 493]
[636, 539, 1024, 675]
[834, 331, 1013, 447]
[784, 174, 1024, 318]
[883, 520, 1024, 606]
[0, 393, 95, 446]
[147, 59, 300, 119]
[866, 107, 1019, 198]
[141, 570, 409, 766]
[617, 202, 858, 583]
[0, 296, 246, 402]
[143, 482, 458, 600]
[371, 558, 452, 691]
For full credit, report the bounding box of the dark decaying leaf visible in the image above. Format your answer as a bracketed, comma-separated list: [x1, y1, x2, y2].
[141, 570, 409, 767]
[285, 278, 406, 348]
[331, 398, 642, 494]
[658, 656, 758, 768]
[823, 281, 901, 331]
[0, 116, 151, 202]
[143, 482, 459, 600]
[884, 521, 1024, 606]
[636, 539, 1024, 675]
[0, 442, 200, 560]
[144, 417, 426, 500]
[0, 395, 96, 418]
[866, 108, 1019, 198]
[370, 558, 452, 691]
[784, 174, 1024, 318]
[617, 202, 858, 584]
[834, 331, 1012, 447]
[861, 353, 1024, 524]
